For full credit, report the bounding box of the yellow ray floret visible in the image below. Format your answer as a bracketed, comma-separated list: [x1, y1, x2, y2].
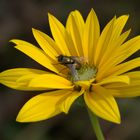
[105, 71, 140, 98]
[83, 9, 100, 64]
[66, 10, 84, 57]
[0, 68, 48, 90]
[84, 85, 120, 124]
[28, 74, 73, 89]
[10, 39, 59, 73]
[16, 89, 83, 122]
[32, 28, 60, 61]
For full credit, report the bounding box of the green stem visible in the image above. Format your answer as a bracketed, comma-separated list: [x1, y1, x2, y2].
[88, 109, 105, 140]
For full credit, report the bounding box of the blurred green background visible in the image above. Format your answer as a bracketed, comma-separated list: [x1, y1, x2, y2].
[1, 0, 140, 140]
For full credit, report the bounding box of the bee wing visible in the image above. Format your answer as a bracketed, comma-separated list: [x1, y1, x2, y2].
[71, 56, 86, 64]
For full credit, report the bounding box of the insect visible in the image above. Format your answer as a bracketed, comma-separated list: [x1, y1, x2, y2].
[57, 55, 82, 69]
[57, 55, 84, 81]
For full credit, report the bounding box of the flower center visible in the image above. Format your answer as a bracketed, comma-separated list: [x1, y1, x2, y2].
[68, 63, 97, 91]
[69, 64, 97, 82]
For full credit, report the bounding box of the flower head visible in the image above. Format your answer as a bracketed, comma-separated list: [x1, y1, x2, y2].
[1, 9, 140, 124]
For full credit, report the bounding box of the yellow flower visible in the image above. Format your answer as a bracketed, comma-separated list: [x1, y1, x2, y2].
[1, 9, 140, 124]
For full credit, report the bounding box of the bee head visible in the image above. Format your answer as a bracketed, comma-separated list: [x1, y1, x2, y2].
[57, 55, 63, 62]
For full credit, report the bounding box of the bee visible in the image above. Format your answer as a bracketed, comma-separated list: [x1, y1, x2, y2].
[57, 55, 84, 81]
[57, 55, 82, 69]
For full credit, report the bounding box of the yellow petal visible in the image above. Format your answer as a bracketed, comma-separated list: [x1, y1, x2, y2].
[97, 57, 140, 80]
[59, 89, 84, 113]
[110, 57, 140, 76]
[98, 15, 129, 67]
[48, 13, 70, 55]
[72, 10, 84, 36]
[94, 16, 116, 66]
[16, 90, 71, 122]
[112, 35, 140, 66]
[11, 39, 58, 73]
[98, 35, 140, 76]
[0, 68, 47, 90]
[29, 74, 73, 89]
[83, 9, 100, 64]
[32, 28, 60, 60]
[66, 12, 80, 56]
[84, 85, 120, 124]
[113, 15, 129, 38]
[98, 30, 131, 73]
[105, 71, 140, 97]
[68, 10, 84, 39]
[94, 15, 129, 67]
[97, 75, 130, 85]
[66, 10, 84, 56]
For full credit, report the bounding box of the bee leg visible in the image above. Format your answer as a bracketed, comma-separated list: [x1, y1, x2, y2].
[67, 64, 79, 81]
